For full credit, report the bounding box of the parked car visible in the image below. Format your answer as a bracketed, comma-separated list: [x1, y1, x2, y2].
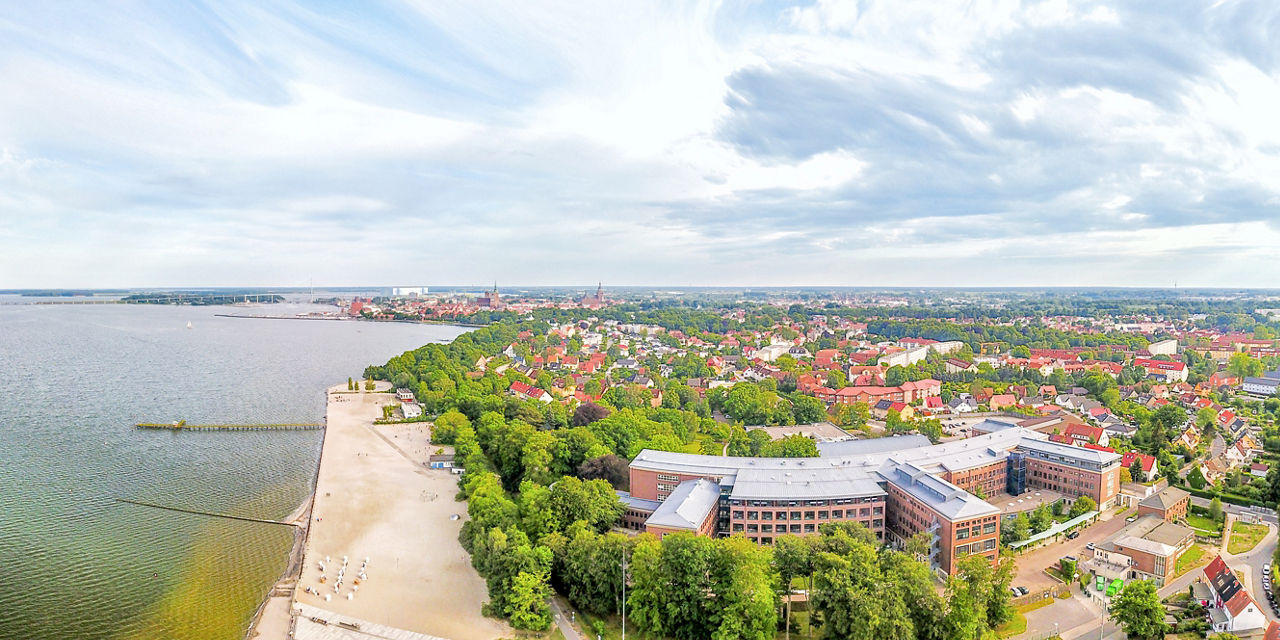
[1266, 564, 1272, 575]
[1126, 516, 1137, 523]
[1018, 586, 1030, 596]
[1066, 530, 1080, 540]
[1086, 542, 1096, 550]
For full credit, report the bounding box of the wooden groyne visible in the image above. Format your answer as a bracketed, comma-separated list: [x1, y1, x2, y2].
[136, 422, 323, 431]
[116, 498, 298, 527]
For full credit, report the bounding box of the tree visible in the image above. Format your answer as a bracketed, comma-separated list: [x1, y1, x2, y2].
[1112, 580, 1167, 640]
[1069, 496, 1097, 519]
[364, 378, 375, 391]
[1228, 352, 1264, 380]
[885, 366, 907, 387]
[577, 454, 630, 489]
[772, 536, 813, 640]
[432, 409, 470, 444]
[791, 395, 827, 424]
[572, 401, 611, 426]
[1130, 458, 1147, 484]
[1029, 504, 1052, 533]
[1208, 497, 1224, 522]
[505, 570, 553, 630]
[760, 434, 820, 458]
[1121, 467, 1133, 484]
[347, 377, 353, 391]
[1002, 513, 1031, 544]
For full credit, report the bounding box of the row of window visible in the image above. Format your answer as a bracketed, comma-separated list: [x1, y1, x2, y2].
[731, 507, 883, 521]
[955, 522, 998, 539]
[954, 538, 998, 555]
[743, 530, 886, 545]
[732, 519, 883, 535]
[729, 496, 883, 508]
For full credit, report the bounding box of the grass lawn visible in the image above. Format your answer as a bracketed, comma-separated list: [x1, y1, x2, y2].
[1175, 545, 1210, 577]
[995, 598, 1056, 639]
[1186, 514, 1222, 534]
[1228, 522, 1268, 554]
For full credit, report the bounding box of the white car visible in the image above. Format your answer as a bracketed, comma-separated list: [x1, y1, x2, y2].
[1265, 564, 1272, 575]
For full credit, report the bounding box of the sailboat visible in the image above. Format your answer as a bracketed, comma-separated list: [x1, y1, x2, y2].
[186, 321, 193, 329]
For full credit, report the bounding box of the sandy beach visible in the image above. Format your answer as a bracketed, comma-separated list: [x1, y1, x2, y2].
[276, 383, 509, 639]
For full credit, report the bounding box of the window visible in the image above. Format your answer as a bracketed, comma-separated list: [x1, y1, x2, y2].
[873, 506, 884, 515]
[984, 539, 997, 551]
[732, 523, 743, 532]
[761, 537, 773, 545]
[790, 524, 801, 533]
[804, 511, 815, 520]
[804, 524, 815, 533]
[747, 511, 758, 520]
[747, 524, 758, 533]
[732, 511, 744, 520]
[762, 524, 773, 533]
[761, 511, 772, 520]
[791, 511, 802, 520]
[983, 523, 996, 535]
[657, 474, 679, 482]
[831, 509, 843, 518]
[776, 511, 788, 521]
[818, 510, 829, 519]
[957, 529, 970, 540]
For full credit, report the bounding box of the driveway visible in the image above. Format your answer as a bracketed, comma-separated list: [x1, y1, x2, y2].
[1012, 508, 1133, 590]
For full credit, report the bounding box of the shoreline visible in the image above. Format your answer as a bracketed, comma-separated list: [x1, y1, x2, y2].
[243, 488, 314, 639]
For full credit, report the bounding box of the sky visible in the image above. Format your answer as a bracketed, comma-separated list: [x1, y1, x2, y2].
[1, 1, 1279, 289]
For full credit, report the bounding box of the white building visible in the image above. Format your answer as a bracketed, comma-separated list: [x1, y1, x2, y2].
[1147, 339, 1178, 356]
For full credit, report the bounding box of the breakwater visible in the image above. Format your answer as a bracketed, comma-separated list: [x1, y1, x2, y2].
[116, 499, 298, 527]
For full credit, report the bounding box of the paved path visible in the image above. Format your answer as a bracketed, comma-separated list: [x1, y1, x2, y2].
[549, 597, 584, 640]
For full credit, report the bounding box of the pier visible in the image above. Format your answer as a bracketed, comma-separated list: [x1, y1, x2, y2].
[136, 421, 324, 431]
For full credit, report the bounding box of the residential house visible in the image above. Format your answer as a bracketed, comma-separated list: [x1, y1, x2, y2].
[1204, 556, 1268, 633]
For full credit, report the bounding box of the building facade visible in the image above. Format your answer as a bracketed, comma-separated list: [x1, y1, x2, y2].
[625, 427, 1121, 575]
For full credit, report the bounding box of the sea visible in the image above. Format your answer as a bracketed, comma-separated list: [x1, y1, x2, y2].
[0, 296, 467, 640]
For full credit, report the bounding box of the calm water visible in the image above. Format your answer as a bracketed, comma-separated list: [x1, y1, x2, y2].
[0, 299, 465, 640]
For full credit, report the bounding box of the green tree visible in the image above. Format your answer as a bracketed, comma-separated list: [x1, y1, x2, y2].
[760, 434, 820, 458]
[1002, 513, 1031, 544]
[773, 535, 814, 639]
[1208, 497, 1223, 522]
[505, 570, 552, 630]
[1029, 504, 1052, 533]
[1069, 495, 1097, 519]
[792, 395, 827, 424]
[885, 366, 907, 387]
[1112, 580, 1167, 640]
[1228, 352, 1264, 379]
[432, 409, 470, 444]
[1129, 458, 1147, 483]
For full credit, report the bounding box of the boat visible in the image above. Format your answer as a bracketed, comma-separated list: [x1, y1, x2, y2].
[186, 321, 193, 329]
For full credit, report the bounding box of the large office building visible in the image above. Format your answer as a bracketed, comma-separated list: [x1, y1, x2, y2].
[622, 428, 1121, 575]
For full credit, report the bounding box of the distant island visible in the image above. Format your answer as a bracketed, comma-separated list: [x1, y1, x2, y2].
[121, 292, 284, 305]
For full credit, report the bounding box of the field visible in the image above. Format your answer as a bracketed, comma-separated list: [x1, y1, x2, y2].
[995, 598, 1056, 639]
[1186, 514, 1221, 534]
[1175, 545, 1209, 577]
[1228, 522, 1268, 554]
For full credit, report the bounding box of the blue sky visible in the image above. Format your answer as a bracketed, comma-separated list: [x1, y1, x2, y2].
[2, 1, 1279, 288]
